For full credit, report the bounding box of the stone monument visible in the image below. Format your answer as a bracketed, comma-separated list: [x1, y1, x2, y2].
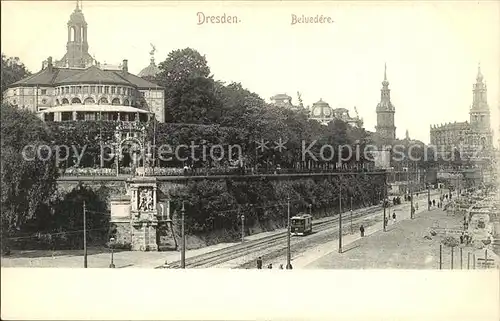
[129, 177, 158, 251]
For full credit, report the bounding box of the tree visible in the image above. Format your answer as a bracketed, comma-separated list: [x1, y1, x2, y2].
[156, 48, 222, 124]
[1, 103, 59, 250]
[157, 48, 210, 83]
[1, 53, 31, 96]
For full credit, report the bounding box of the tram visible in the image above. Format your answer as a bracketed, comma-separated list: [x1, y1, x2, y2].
[290, 214, 313, 236]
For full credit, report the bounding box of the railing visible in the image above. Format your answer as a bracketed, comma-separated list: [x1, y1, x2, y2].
[58, 166, 386, 178]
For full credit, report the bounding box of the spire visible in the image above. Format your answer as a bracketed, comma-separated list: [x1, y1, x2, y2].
[405, 129, 410, 140]
[476, 62, 483, 82]
[382, 63, 389, 86]
[76, 0, 80, 10]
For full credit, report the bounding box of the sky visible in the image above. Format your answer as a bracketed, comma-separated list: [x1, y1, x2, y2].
[1, 0, 499, 145]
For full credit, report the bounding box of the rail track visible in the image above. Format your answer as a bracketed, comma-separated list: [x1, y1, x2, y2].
[159, 205, 381, 269]
[158, 193, 438, 269]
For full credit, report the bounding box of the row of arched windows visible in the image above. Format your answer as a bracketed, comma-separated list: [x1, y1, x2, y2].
[56, 97, 130, 106]
[56, 85, 134, 96]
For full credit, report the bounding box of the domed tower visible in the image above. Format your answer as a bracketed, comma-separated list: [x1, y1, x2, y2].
[310, 99, 334, 125]
[56, 1, 94, 68]
[138, 44, 160, 82]
[375, 63, 396, 143]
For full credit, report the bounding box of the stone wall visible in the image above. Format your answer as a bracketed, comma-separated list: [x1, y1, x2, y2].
[112, 222, 132, 247]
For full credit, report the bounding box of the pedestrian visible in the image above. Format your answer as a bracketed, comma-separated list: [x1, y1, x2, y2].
[432, 199, 436, 207]
[256, 256, 263, 269]
[415, 203, 419, 210]
[279, 264, 283, 269]
[429, 200, 432, 208]
[460, 234, 464, 244]
[384, 216, 388, 228]
[268, 263, 273, 269]
[360, 224, 365, 237]
[392, 211, 396, 223]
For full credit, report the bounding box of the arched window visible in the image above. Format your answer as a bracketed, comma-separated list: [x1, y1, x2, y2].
[123, 99, 130, 106]
[62, 98, 69, 105]
[111, 98, 120, 106]
[83, 97, 95, 105]
[71, 97, 82, 104]
[99, 97, 109, 105]
[69, 27, 74, 42]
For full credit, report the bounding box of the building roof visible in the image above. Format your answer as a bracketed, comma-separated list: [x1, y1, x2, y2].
[69, 6, 86, 25]
[9, 65, 163, 89]
[138, 62, 160, 79]
[119, 72, 162, 89]
[431, 121, 470, 130]
[271, 93, 292, 100]
[38, 104, 152, 114]
[57, 66, 131, 85]
[313, 98, 329, 106]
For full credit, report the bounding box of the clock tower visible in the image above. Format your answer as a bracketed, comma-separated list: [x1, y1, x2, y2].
[375, 63, 396, 144]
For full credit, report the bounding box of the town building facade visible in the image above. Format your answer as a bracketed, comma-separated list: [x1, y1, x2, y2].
[430, 65, 494, 160]
[2, 2, 165, 123]
[270, 93, 363, 127]
[309, 99, 363, 127]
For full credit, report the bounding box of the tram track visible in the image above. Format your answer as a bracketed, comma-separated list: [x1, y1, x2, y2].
[158, 192, 439, 269]
[159, 205, 380, 269]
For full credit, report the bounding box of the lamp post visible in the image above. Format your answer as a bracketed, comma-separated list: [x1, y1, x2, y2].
[286, 196, 292, 269]
[350, 196, 353, 234]
[338, 185, 342, 253]
[109, 237, 115, 268]
[83, 200, 87, 268]
[427, 183, 431, 211]
[410, 183, 414, 219]
[181, 201, 186, 269]
[114, 142, 120, 176]
[241, 214, 245, 243]
[383, 172, 387, 232]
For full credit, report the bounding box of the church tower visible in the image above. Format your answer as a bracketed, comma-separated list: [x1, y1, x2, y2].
[469, 64, 493, 149]
[375, 64, 396, 143]
[470, 64, 491, 130]
[56, 1, 94, 68]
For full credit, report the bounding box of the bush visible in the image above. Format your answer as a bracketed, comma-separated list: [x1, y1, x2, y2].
[166, 174, 385, 240]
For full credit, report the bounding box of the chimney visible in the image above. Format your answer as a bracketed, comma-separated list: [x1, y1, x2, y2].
[47, 56, 53, 72]
[122, 59, 128, 73]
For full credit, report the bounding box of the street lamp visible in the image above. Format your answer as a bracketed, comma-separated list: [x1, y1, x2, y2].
[181, 201, 186, 269]
[286, 196, 292, 269]
[109, 237, 115, 268]
[383, 171, 388, 232]
[427, 183, 431, 211]
[241, 214, 245, 242]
